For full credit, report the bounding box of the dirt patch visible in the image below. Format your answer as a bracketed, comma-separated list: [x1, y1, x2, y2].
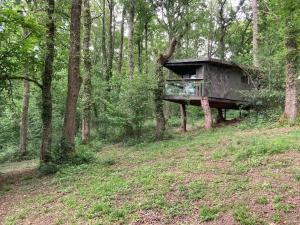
[131, 209, 164, 225]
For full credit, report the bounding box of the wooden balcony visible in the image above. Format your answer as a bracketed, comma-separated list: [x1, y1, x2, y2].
[163, 79, 250, 109]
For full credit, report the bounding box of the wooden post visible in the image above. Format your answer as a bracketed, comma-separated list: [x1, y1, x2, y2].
[216, 108, 225, 123]
[180, 103, 187, 132]
[200, 97, 212, 129]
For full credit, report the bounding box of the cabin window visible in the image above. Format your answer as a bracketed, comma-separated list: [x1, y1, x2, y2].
[241, 75, 248, 84]
[182, 73, 197, 79]
[196, 66, 204, 79]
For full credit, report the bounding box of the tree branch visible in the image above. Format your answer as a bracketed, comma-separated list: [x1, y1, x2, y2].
[1, 76, 42, 89]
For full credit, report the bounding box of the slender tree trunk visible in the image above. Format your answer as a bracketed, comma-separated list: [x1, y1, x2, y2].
[40, 0, 55, 163]
[118, 7, 125, 72]
[252, 0, 259, 67]
[61, 0, 82, 156]
[217, 0, 226, 60]
[19, 73, 30, 156]
[200, 97, 212, 129]
[128, 2, 135, 79]
[107, 0, 114, 80]
[155, 38, 179, 139]
[283, 25, 298, 125]
[101, 0, 108, 80]
[144, 22, 148, 73]
[82, 0, 92, 144]
[138, 39, 142, 73]
[219, 29, 225, 60]
[19, 2, 32, 157]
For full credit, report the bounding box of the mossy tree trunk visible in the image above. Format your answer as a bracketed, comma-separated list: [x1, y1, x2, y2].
[20, 73, 30, 156]
[155, 38, 178, 139]
[107, 0, 114, 80]
[40, 0, 55, 163]
[82, 0, 92, 144]
[118, 7, 125, 72]
[61, 0, 82, 156]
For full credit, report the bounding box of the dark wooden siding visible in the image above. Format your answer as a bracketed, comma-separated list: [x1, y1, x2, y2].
[203, 64, 252, 101]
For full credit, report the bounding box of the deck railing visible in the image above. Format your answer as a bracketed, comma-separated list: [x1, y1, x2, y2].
[164, 79, 204, 96]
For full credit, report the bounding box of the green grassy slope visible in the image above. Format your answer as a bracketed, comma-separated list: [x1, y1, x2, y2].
[1, 124, 300, 225]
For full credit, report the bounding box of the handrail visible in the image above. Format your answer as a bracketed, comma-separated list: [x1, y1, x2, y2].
[164, 79, 204, 96]
[166, 78, 203, 82]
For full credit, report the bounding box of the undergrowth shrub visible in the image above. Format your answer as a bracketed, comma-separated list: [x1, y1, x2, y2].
[93, 72, 156, 143]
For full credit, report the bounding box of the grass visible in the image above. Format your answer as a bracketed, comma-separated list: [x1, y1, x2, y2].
[199, 205, 220, 221]
[0, 159, 38, 173]
[256, 196, 268, 205]
[233, 204, 264, 225]
[1, 122, 300, 224]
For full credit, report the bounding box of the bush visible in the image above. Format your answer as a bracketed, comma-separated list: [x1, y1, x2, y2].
[93, 71, 156, 142]
[38, 162, 59, 175]
[71, 145, 97, 165]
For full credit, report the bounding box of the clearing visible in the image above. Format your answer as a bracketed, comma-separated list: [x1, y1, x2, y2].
[1, 124, 300, 225]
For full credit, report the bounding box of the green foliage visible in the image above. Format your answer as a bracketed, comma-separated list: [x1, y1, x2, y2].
[38, 162, 58, 175]
[94, 71, 156, 142]
[0, 2, 44, 81]
[48, 143, 96, 166]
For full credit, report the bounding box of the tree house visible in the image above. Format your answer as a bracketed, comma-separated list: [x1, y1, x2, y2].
[163, 58, 258, 131]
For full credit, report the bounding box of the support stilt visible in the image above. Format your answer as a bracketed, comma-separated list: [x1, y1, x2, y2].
[180, 103, 187, 132]
[200, 97, 212, 129]
[216, 108, 225, 123]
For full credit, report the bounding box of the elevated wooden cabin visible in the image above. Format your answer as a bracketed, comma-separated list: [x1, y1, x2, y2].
[163, 58, 255, 110]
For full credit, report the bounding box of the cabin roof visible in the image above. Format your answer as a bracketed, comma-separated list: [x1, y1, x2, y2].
[164, 58, 262, 77]
[164, 58, 241, 75]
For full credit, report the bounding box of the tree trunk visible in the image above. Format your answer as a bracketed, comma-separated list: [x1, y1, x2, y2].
[219, 29, 226, 60]
[283, 26, 298, 125]
[61, 0, 82, 156]
[128, 2, 134, 79]
[180, 104, 187, 132]
[40, 0, 55, 163]
[144, 22, 148, 73]
[19, 74, 30, 156]
[107, 0, 114, 80]
[138, 39, 142, 73]
[154, 64, 165, 139]
[82, 0, 92, 144]
[200, 97, 212, 129]
[19, 2, 32, 157]
[155, 38, 179, 139]
[118, 7, 125, 72]
[252, 0, 259, 67]
[101, 0, 108, 80]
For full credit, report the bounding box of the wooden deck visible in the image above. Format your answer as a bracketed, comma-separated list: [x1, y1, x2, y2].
[163, 95, 250, 109]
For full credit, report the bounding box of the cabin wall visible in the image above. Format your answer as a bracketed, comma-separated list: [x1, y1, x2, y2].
[203, 64, 251, 101]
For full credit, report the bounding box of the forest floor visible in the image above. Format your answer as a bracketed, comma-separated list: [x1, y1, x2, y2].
[1, 123, 300, 225]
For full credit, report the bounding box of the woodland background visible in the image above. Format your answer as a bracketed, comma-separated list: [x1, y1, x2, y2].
[0, 0, 299, 166]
